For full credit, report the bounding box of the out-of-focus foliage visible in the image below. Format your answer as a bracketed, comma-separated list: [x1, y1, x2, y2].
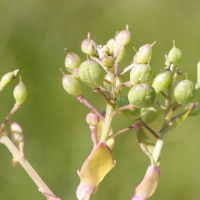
[0, 0, 200, 199]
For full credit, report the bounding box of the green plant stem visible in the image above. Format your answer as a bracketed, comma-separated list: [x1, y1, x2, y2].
[1, 103, 20, 128]
[1, 135, 58, 199]
[100, 71, 115, 143]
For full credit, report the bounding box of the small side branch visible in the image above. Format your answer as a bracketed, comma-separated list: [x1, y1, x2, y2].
[155, 99, 166, 111]
[110, 104, 133, 117]
[115, 62, 138, 81]
[77, 95, 105, 121]
[1, 104, 20, 128]
[94, 88, 113, 105]
[113, 81, 131, 93]
[137, 119, 160, 139]
[108, 123, 142, 139]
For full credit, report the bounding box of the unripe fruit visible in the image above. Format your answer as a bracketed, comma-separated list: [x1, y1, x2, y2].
[152, 68, 173, 93]
[138, 44, 153, 64]
[185, 103, 199, 116]
[79, 60, 106, 89]
[103, 73, 125, 92]
[130, 64, 153, 86]
[128, 84, 156, 108]
[65, 51, 82, 72]
[115, 95, 140, 120]
[62, 74, 82, 97]
[140, 107, 158, 123]
[167, 41, 182, 66]
[174, 79, 196, 105]
[0, 69, 19, 89]
[86, 113, 100, 126]
[114, 44, 126, 63]
[13, 79, 27, 105]
[81, 39, 97, 56]
[116, 29, 131, 46]
[133, 53, 138, 63]
[106, 39, 115, 55]
[101, 56, 114, 68]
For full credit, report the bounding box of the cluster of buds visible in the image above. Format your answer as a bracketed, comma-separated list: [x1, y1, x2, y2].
[62, 25, 199, 200]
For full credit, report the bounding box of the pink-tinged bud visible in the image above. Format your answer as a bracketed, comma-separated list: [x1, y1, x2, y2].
[131, 165, 160, 200]
[86, 113, 100, 126]
[76, 142, 116, 200]
[10, 122, 25, 166]
[81, 39, 97, 56]
[116, 27, 131, 46]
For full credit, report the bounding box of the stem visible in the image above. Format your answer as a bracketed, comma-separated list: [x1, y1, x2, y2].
[1, 104, 20, 128]
[110, 104, 133, 117]
[108, 123, 141, 139]
[113, 81, 131, 93]
[100, 70, 115, 143]
[138, 119, 160, 139]
[77, 95, 105, 121]
[1, 135, 58, 199]
[93, 88, 113, 105]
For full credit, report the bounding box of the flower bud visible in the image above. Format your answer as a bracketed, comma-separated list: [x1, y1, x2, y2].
[103, 72, 125, 92]
[167, 41, 182, 66]
[106, 39, 115, 55]
[0, 69, 19, 90]
[185, 103, 199, 116]
[115, 95, 140, 120]
[140, 107, 158, 124]
[152, 68, 173, 93]
[10, 122, 25, 166]
[79, 60, 106, 89]
[138, 44, 154, 64]
[62, 73, 82, 97]
[81, 39, 97, 56]
[128, 84, 156, 108]
[174, 79, 196, 105]
[102, 45, 110, 55]
[64, 51, 82, 72]
[101, 56, 114, 68]
[86, 113, 100, 126]
[13, 78, 27, 105]
[114, 45, 126, 64]
[130, 64, 153, 86]
[115, 27, 131, 46]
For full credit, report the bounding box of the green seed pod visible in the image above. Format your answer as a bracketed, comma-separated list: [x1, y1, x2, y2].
[86, 113, 100, 126]
[185, 103, 199, 116]
[197, 61, 200, 86]
[115, 28, 131, 46]
[138, 44, 153, 64]
[106, 39, 115, 55]
[133, 53, 138, 63]
[13, 79, 27, 105]
[0, 69, 19, 89]
[128, 84, 156, 108]
[62, 74, 82, 97]
[140, 107, 158, 123]
[130, 64, 153, 86]
[101, 56, 114, 68]
[65, 51, 82, 72]
[174, 79, 196, 105]
[79, 60, 106, 89]
[114, 43, 126, 64]
[115, 95, 140, 120]
[167, 41, 182, 66]
[81, 39, 97, 56]
[103, 73, 125, 92]
[152, 68, 173, 93]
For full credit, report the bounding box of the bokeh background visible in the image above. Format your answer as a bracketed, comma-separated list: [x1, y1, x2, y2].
[1, 0, 200, 199]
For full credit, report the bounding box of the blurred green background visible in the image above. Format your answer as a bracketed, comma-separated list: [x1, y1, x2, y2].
[1, 0, 200, 199]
